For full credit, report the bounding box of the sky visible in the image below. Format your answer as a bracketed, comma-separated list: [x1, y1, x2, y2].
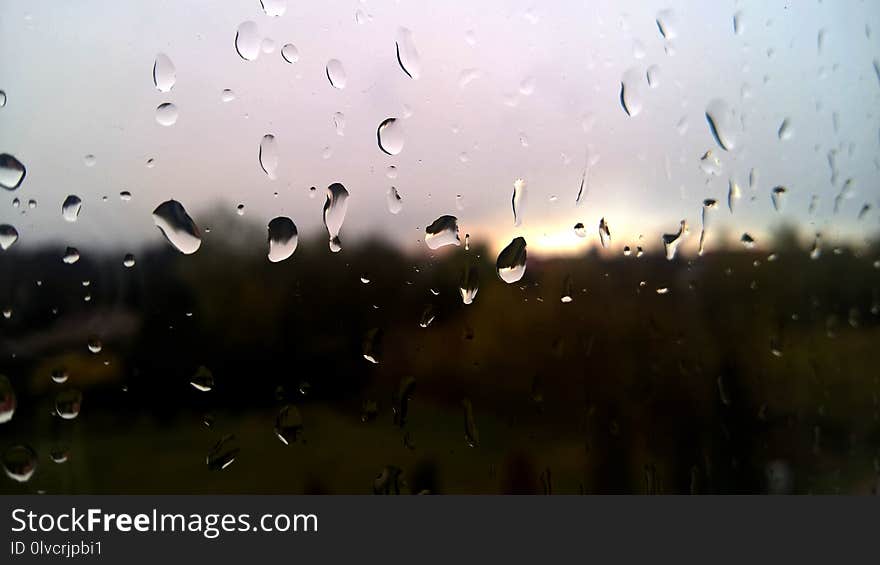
[0, 0, 878, 260]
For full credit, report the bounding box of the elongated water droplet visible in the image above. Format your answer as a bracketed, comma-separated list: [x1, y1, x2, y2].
[281, 43, 298, 63]
[152, 200, 202, 254]
[190, 365, 214, 392]
[362, 328, 383, 364]
[727, 179, 741, 213]
[662, 220, 687, 260]
[395, 27, 420, 79]
[155, 102, 178, 126]
[646, 64, 660, 87]
[771, 186, 787, 212]
[573, 222, 586, 238]
[207, 434, 239, 470]
[62, 246, 80, 264]
[386, 186, 403, 214]
[511, 178, 526, 226]
[2, 445, 36, 482]
[62, 195, 82, 222]
[392, 376, 416, 427]
[377, 118, 404, 155]
[705, 99, 737, 151]
[655, 9, 678, 39]
[152, 53, 176, 92]
[55, 388, 82, 419]
[560, 275, 574, 303]
[733, 11, 744, 35]
[0, 225, 19, 250]
[810, 233, 822, 260]
[463, 398, 479, 447]
[419, 305, 435, 328]
[323, 183, 349, 252]
[598, 218, 611, 248]
[259, 134, 279, 179]
[235, 21, 261, 61]
[459, 264, 479, 305]
[267, 216, 298, 262]
[496, 237, 527, 283]
[620, 68, 643, 117]
[326, 59, 346, 89]
[0, 91, 5, 107]
[425, 215, 460, 249]
[275, 405, 303, 445]
[0, 154, 26, 190]
[699, 198, 717, 255]
[0, 375, 16, 424]
[332, 112, 345, 136]
[260, 0, 286, 17]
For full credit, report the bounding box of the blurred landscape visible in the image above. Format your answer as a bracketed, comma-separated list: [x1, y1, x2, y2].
[1, 210, 879, 494]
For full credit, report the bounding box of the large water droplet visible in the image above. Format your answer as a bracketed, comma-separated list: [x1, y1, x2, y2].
[259, 134, 279, 179]
[62, 247, 80, 265]
[463, 398, 479, 447]
[511, 179, 526, 226]
[386, 186, 403, 214]
[0, 154, 26, 190]
[662, 220, 688, 260]
[152, 53, 176, 92]
[235, 21, 261, 61]
[281, 43, 298, 63]
[61, 195, 82, 222]
[771, 186, 787, 212]
[267, 217, 298, 262]
[705, 99, 737, 151]
[155, 102, 178, 126]
[599, 218, 611, 248]
[326, 59, 347, 89]
[275, 405, 303, 445]
[425, 215, 460, 249]
[620, 69, 643, 117]
[323, 183, 349, 252]
[0, 225, 19, 250]
[0, 374, 16, 424]
[260, 0, 286, 17]
[395, 27, 420, 79]
[377, 118, 404, 155]
[496, 237, 527, 283]
[152, 200, 202, 254]
[733, 11, 744, 35]
[2, 445, 36, 482]
[207, 434, 239, 470]
[55, 388, 82, 419]
[51, 368, 69, 384]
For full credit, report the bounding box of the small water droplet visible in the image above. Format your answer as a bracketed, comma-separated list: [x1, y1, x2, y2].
[267, 217, 298, 263]
[386, 165, 398, 179]
[386, 186, 403, 214]
[281, 43, 298, 63]
[220, 88, 235, 102]
[326, 59, 347, 89]
[395, 27, 420, 79]
[655, 9, 678, 39]
[599, 218, 611, 248]
[0, 225, 19, 250]
[2, 445, 36, 482]
[777, 118, 793, 140]
[207, 434, 239, 470]
[260, 0, 286, 17]
[119, 191, 132, 201]
[560, 275, 574, 303]
[62, 195, 82, 222]
[425, 215, 460, 250]
[152, 200, 202, 254]
[235, 21, 261, 61]
[733, 11, 744, 35]
[705, 99, 737, 151]
[0, 375, 16, 424]
[362, 328, 383, 364]
[55, 388, 82, 419]
[0, 91, 5, 108]
[152, 53, 176, 92]
[62, 247, 80, 265]
[323, 183, 349, 252]
[83, 154, 96, 167]
[662, 220, 688, 260]
[377, 118, 404, 155]
[496, 237, 527, 283]
[620, 68, 643, 117]
[463, 398, 479, 447]
[727, 179, 741, 213]
[259, 134, 279, 179]
[459, 264, 479, 305]
[332, 112, 345, 136]
[810, 233, 822, 260]
[0, 154, 26, 190]
[573, 222, 586, 238]
[419, 305, 436, 328]
[646, 65, 660, 87]
[771, 186, 787, 212]
[190, 365, 214, 392]
[155, 102, 178, 126]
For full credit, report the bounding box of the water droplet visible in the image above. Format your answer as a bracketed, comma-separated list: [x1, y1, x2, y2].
[459, 264, 479, 305]
[373, 465, 404, 494]
[777, 118, 793, 140]
[87, 336, 102, 353]
[62, 247, 80, 265]
[326, 59, 346, 89]
[733, 11, 744, 35]
[0, 375, 16, 424]
[82, 154, 96, 167]
[152, 200, 202, 254]
[61, 195, 82, 222]
[705, 99, 737, 151]
[740, 233, 755, 248]
[598, 218, 611, 248]
[699, 150, 722, 176]
[392, 376, 416, 427]
[462, 398, 479, 447]
[281, 43, 298, 63]
[274, 404, 303, 445]
[362, 328, 383, 364]
[220, 89, 235, 102]
[323, 183, 349, 252]
[496, 237, 527, 283]
[0, 154, 26, 190]
[260, 0, 286, 17]
[207, 434, 239, 470]
[458, 68, 481, 89]
[235, 21, 261, 61]
[560, 275, 574, 303]
[662, 220, 688, 260]
[771, 186, 787, 212]
[51, 369, 69, 384]
[146, 157, 156, 168]
[0, 91, 5, 107]
[190, 365, 214, 392]
[267, 217, 298, 263]
[395, 27, 420, 79]
[727, 179, 741, 213]
[511, 179, 526, 226]
[419, 305, 436, 328]
[55, 388, 82, 419]
[332, 112, 345, 136]
[258, 134, 279, 179]
[619, 69, 643, 117]
[155, 102, 178, 126]
[119, 190, 132, 202]
[646, 65, 660, 87]
[11, 198, 19, 208]
[425, 215, 460, 249]
[152, 53, 175, 92]
[377, 118, 404, 155]
[386, 165, 398, 179]
[810, 233, 822, 260]
[655, 9, 678, 39]
[0, 225, 19, 250]
[386, 186, 403, 214]
[573, 222, 586, 238]
[699, 199, 718, 255]
[2, 445, 36, 482]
